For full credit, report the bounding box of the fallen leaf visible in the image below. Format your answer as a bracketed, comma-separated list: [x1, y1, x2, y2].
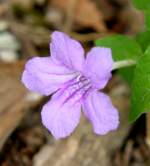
[0, 61, 43, 150]
[49, 0, 107, 32]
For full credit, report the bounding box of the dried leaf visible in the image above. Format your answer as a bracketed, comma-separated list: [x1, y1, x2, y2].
[50, 0, 106, 32]
[0, 61, 42, 150]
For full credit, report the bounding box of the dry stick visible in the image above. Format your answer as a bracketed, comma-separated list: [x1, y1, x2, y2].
[10, 22, 111, 44]
[63, 0, 78, 33]
[70, 32, 111, 42]
[146, 113, 150, 146]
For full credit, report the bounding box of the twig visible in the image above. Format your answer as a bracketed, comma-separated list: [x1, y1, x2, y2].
[123, 140, 133, 166]
[10, 22, 110, 45]
[70, 32, 111, 42]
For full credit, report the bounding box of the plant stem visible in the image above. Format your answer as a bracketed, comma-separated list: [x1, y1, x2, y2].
[112, 59, 137, 70]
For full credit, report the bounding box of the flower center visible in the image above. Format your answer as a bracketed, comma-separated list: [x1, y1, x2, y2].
[62, 74, 92, 105]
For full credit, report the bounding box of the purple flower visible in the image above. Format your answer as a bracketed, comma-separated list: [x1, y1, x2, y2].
[22, 31, 119, 139]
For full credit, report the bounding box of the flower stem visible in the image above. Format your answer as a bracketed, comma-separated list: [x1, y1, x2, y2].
[112, 59, 137, 70]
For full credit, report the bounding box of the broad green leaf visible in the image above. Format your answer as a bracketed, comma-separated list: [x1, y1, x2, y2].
[119, 67, 135, 85]
[95, 35, 142, 84]
[129, 45, 150, 122]
[132, 0, 150, 10]
[145, 10, 150, 30]
[95, 35, 142, 61]
[136, 31, 150, 51]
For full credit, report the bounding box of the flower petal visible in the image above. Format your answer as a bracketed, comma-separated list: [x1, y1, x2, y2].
[50, 31, 85, 71]
[22, 57, 76, 95]
[82, 91, 119, 135]
[41, 91, 81, 139]
[83, 47, 113, 89]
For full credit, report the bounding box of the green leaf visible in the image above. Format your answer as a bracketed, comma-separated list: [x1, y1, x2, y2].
[136, 31, 150, 51]
[95, 35, 142, 61]
[145, 10, 150, 30]
[131, 0, 150, 10]
[95, 35, 142, 84]
[119, 67, 135, 85]
[129, 45, 150, 122]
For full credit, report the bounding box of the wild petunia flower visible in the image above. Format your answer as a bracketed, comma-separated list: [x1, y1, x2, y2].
[22, 31, 119, 139]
